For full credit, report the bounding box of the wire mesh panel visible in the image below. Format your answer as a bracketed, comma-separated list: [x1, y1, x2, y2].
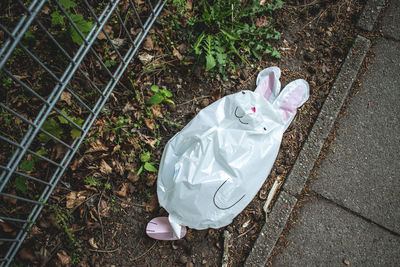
[0, 0, 166, 265]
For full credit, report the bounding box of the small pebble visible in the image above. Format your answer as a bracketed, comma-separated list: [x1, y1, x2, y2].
[201, 98, 210, 107]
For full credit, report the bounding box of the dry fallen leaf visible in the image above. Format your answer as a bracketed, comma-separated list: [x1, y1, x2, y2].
[138, 53, 154, 65]
[146, 174, 157, 187]
[111, 38, 125, 48]
[144, 117, 155, 131]
[114, 160, 124, 175]
[3, 193, 17, 205]
[145, 194, 159, 212]
[56, 250, 71, 266]
[127, 171, 140, 183]
[41, 5, 50, 14]
[143, 36, 155, 51]
[115, 183, 129, 197]
[97, 25, 112, 40]
[55, 144, 65, 159]
[112, 145, 121, 155]
[66, 191, 87, 209]
[186, 0, 193, 10]
[140, 135, 157, 149]
[60, 91, 72, 105]
[19, 248, 36, 263]
[173, 47, 184, 60]
[100, 159, 112, 175]
[87, 139, 108, 153]
[0, 221, 13, 233]
[255, 16, 269, 27]
[89, 237, 99, 249]
[151, 104, 163, 118]
[123, 102, 135, 113]
[99, 199, 110, 217]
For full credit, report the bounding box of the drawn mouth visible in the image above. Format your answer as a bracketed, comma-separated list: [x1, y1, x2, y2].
[213, 179, 246, 210]
[234, 107, 249, 125]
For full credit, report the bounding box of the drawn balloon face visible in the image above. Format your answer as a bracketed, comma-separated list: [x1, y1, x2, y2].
[155, 67, 309, 239]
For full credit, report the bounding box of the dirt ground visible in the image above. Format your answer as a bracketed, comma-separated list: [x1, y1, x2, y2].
[9, 0, 367, 266]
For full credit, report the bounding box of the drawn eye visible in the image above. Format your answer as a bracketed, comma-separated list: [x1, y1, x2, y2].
[242, 91, 246, 95]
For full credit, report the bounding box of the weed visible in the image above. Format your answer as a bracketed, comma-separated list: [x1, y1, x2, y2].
[104, 182, 111, 190]
[48, 204, 81, 263]
[180, 0, 283, 78]
[85, 176, 102, 187]
[50, 0, 93, 45]
[39, 109, 84, 142]
[137, 151, 157, 176]
[146, 85, 174, 105]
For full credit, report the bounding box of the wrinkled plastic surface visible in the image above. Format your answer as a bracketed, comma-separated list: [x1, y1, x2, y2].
[157, 67, 309, 237]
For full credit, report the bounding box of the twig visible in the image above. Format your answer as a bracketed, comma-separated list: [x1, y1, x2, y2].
[235, 224, 256, 239]
[89, 248, 119, 253]
[177, 95, 210, 106]
[221, 230, 232, 267]
[263, 176, 283, 214]
[301, 8, 328, 30]
[131, 241, 158, 261]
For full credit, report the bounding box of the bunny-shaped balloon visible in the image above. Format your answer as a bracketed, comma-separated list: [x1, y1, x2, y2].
[153, 67, 309, 239]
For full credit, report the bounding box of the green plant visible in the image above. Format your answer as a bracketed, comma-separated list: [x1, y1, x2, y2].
[50, 0, 93, 45]
[49, 204, 81, 263]
[146, 85, 174, 105]
[184, 0, 283, 77]
[105, 59, 117, 68]
[137, 151, 158, 176]
[85, 176, 102, 187]
[39, 109, 84, 142]
[15, 150, 47, 194]
[171, 0, 187, 14]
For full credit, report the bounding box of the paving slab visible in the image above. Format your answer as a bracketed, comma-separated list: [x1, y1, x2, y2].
[273, 198, 400, 266]
[381, 0, 400, 40]
[357, 0, 386, 31]
[311, 38, 400, 234]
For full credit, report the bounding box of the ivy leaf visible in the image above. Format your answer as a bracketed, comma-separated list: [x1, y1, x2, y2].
[40, 118, 63, 142]
[59, 0, 77, 10]
[69, 14, 93, 45]
[146, 94, 164, 105]
[15, 176, 27, 194]
[206, 53, 216, 70]
[70, 128, 81, 139]
[58, 115, 69, 124]
[51, 10, 65, 26]
[271, 48, 281, 59]
[20, 160, 34, 172]
[144, 162, 157, 172]
[72, 116, 84, 127]
[33, 150, 47, 163]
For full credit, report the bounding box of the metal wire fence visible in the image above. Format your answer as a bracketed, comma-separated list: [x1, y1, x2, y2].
[0, 0, 165, 265]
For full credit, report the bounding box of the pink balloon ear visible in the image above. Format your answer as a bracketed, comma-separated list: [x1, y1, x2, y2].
[280, 86, 305, 121]
[255, 71, 275, 101]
